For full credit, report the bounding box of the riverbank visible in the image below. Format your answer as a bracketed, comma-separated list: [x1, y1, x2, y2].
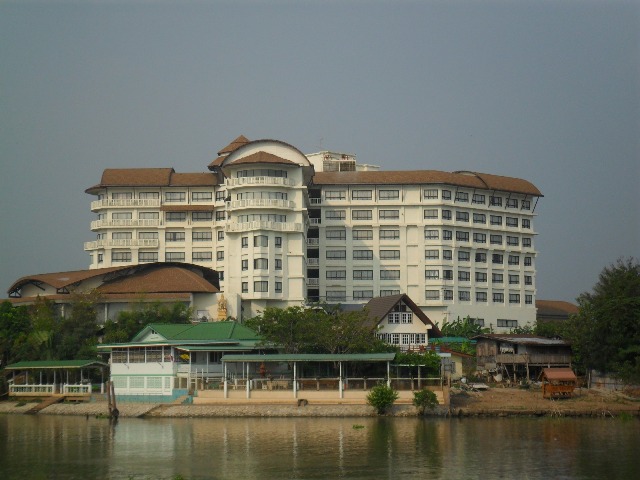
[1, 387, 638, 418]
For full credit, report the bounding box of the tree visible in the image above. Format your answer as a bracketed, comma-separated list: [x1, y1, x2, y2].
[367, 383, 399, 415]
[55, 292, 100, 360]
[568, 258, 640, 383]
[0, 301, 31, 367]
[413, 389, 439, 415]
[437, 316, 487, 338]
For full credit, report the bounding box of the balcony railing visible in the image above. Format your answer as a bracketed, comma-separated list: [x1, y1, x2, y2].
[309, 198, 322, 205]
[224, 221, 303, 233]
[306, 238, 320, 246]
[91, 219, 160, 230]
[91, 199, 161, 210]
[84, 239, 159, 250]
[226, 199, 296, 211]
[306, 278, 320, 286]
[309, 218, 321, 225]
[306, 258, 319, 266]
[225, 177, 297, 188]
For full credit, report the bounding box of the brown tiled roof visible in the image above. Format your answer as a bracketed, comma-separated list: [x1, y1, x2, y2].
[313, 170, 542, 196]
[169, 173, 217, 186]
[217, 135, 250, 156]
[536, 300, 579, 316]
[208, 156, 226, 169]
[160, 205, 215, 212]
[542, 367, 577, 381]
[8, 266, 126, 294]
[86, 169, 216, 193]
[224, 151, 300, 167]
[6, 292, 192, 305]
[364, 294, 442, 337]
[97, 266, 218, 294]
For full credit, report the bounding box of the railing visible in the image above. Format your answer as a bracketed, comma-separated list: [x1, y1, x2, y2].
[63, 384, 92, 395]
[306, 278, 319, 286]
[309, 198, 322, 205]
[485, 354, 572, 365]
[91, 219, 161, 229]
[224, 221, 303, 233]
[308, 218, 321, 225]
[306, 238, 320, 246]
[225, 177, 297, 188]
[9, 384, 54, 395]
[226, 199, 296, 211]
[306, 258, 319, 266]
[84, 239, 159, 250]
[91, 199, 161, 210]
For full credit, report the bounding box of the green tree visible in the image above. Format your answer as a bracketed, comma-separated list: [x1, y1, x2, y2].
[568, 258, 640, 383]
[437, 316, 487, 338]
[367, 383, 399, 415]
[0, 301, 31, 367]
[55, 292, 100, 360]
[27, 297, 59, 360]
[413, 389, 439, 415]
[395, 351, 441, 376]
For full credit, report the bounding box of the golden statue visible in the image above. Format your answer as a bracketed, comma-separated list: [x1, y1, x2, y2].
[217, 294, 227, 320]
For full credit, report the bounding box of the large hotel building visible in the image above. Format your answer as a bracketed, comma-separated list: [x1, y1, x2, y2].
[85, 136, 542, 331]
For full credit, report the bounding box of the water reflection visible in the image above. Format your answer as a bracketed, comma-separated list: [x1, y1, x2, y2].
[0, 415, 638, 479]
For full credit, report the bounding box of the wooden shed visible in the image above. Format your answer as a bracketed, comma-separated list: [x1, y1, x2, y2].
[541, 367, 577, 399]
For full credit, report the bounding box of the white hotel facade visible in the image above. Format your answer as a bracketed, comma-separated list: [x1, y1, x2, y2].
[85, 136, 543, 332]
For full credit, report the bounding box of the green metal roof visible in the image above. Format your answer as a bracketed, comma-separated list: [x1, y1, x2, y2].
[221, 353, 396, 363]
[4, 360, 108, 370]
[132, 322, 261, 342]
[431, 337, 476, 344]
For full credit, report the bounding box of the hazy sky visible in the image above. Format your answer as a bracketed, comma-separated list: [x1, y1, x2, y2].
[1, 0, 638, 303]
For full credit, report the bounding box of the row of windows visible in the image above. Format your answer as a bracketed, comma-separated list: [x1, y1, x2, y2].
[236, 191, 288, 200]
[425, 250, 533, 265]
[425, 270, 533, 283]
[106, 191, 224, 202]
[425, 210, 531, 228]
[425, 229, 532, 245]
[236, 169, 288, 178]
[241, 235, 283, 248]
[326, 210, 401, 220]
[324, 290, 401, 301]
[326, 270, 401, 280]
[378, 333, 427, 346]
[324, 229, 401, 240]
[326, 249, 401, 260]
[109, 251, 225, 265]
[241, 258, 283, 271]
[425, 290, 533, 304]
[241, 281, 283, 293]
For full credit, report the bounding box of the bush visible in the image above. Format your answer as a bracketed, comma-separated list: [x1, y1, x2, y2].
[413, 389, 439, 415]
[366, 383, 398, 415]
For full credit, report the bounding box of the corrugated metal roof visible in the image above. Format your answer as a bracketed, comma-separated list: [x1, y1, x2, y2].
[473, 334, 569, 346]
[542, 368, 577, 381]
[5, 360, 108, 370]
[221, 353, 396, 363]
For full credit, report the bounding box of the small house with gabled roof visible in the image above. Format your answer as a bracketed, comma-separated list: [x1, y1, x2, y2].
[97, 321, 266, 401]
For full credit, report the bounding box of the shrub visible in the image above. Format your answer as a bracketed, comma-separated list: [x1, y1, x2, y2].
[367, 383, 398, 415]
[413, 389, 439, 415]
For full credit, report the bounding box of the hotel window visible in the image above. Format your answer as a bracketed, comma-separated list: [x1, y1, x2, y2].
[476, 292, 488, 302]
[352, 190, 372, 200]
[493, 293, 505, 303]
[423, 189, 438, 199]
[217, 231, 224, 241]
[254, 258, 268, 270]
[509, 294, 521, 304]
[458, 271, 471, 281]
[254, 281, 269, 293]
[351, 230, 373, 240]
[380, 289, 400, 297]
[216, 251, 224, 261]
[401, 313, 413, 324]
[444, 290, 454, 300]
[165, 192, 185, 202]
[521, 200, 531, 210]
[242, 282, 248, 293]
[472, 194, 486, 204]
[192, 192, 212, 201]
[425, 229, 439, 240]
[112, 192, 133, 199]
[456, 231, 469, 242]
[254, 235, 268, 247]
[241, 237, 248, 248]
[442, 190, 452, 200]
[388, 313, 400, 324]
[490, 234, 503, 245]
[352, 210, 372, 220]
[459, 291, 471, 301]
[326, 250, 346, 260]
[353, 230, 373, 240]
[455, 192, 469, 203]
[97, 254, 103, 263]
[139, 192, 159, 199]
[380, 250, 400, 260]
[138, 252, 157, 263]
[425, 249, 439, 260]
[327, 270, 346, 280]
[506, 217, 519, 227]
[241, 260, 248, 271]
[525, 294, 533, 305]
[458, 251, 470, 262]
[456, 211, 469, 222]
[353, 290, 373, 300]
[353, 270, 373, 280]
[219, 271, 224, 281]
[353, 250, 373, 260]
[475, 272, 487, 282]
[215, 190, 226, 201]
[275, 259, 282, 270]
[237, 168, 287, 178]
[425, 290, 440, 301]
[379, 189, 399, 200]
[473, 213, 486, 224]
[522, 238, 532, 247]
[490, 196, 502, 206]
[508, 255, 520, 265]
[326, 229, 346, 240]
[380, 229, 400, 240]
[193, 231, 212, 242]
[112, 232, 132, 240]
[166, 232, 185, 242]
[215, 211, 226, 221]
[275, 237, 282, 248]
[492, 253, 503, 264]
[325, 190, 346, 200]
[443, 230, 453, 240]
[442, 209, 452, 220]
[166, 212, 186, 222]
[506, 198, 518, 208]
[525, 275, 533, 285]
[507, 236, 519, 246]
[475, 252, 487, 263]
[193, 252, 212, 262]
[522, 219, 531, 229]
[326, 291, 346, 302]
[275, 282, 283, 293]
[425, 269, 440, 280]
[490, 215, 502, 225]
[443, 270, 453, 280]
[474, 233, 487, 244]
[139, 232, 158, 239]
[112, 212, 132, 220]
[524, 256, 532, 266]
[380, 270, 400, 280]
[443, 250, 452, 260]
[166, 252, 185, 262]
[424, 209, 438, 219]
[139, 212, 159, 219]
[509, 274, 520, 285]
[492, 273, 503, 284]
[326, 210, 346, 220]
[192, 212, 213, 222]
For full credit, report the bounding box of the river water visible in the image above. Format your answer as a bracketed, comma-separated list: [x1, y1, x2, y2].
[1, 415, 638, 480]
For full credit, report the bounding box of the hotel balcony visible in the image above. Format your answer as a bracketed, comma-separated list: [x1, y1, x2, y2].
[224, 221, 303, 233]
[90, 219, 161, 230]
[84, 239, 159, 251]
[306, 238, 320, 246]
[90, 199, 161, 211]
[225, 177, 297, 188]
[306, 258, 320, 267]
[225, 199, 296, 211]
[306, 278, 320, 286]
[309, 198, 322, 205]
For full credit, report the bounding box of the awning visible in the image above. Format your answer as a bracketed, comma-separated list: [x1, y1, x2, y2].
[221, 353, 396, 363]
[4, 360, 108, 370]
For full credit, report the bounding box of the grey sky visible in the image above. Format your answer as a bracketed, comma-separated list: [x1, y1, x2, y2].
[1, 0, 638, 303]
